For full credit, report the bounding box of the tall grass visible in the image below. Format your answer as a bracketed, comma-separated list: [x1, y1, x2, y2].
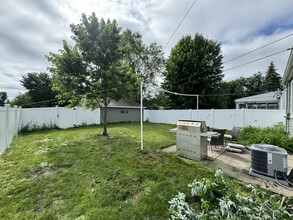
[238, 123, 293, 153]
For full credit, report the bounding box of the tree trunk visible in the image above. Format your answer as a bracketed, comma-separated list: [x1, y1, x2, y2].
[103, 102, 108, 136]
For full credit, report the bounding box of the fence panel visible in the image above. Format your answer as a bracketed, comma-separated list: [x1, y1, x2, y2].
[75, 107, 100, 126]
[58, 108, 74, 128]
[191, 110, 213, 126]
[20, 107, 57, 129]
[0, 106, 21, 154]
[146, 110, 160, 123]
[173, 110, 192, 123]
[244, 109, 285, 127]
[0, 107, 7, 154]
[144, 109, 286, 129]
[213, 109, 242, 129]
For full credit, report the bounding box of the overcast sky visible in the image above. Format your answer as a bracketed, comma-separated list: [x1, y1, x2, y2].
[1, 0, 293, 100]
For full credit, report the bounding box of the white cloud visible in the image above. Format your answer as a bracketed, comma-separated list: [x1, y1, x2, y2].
[1, 0, 293, 100]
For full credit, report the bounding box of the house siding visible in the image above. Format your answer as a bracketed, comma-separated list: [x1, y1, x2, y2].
[101, 108, 141, 123]
[287, 81, 293, 136]
[282, 46, 293, 136]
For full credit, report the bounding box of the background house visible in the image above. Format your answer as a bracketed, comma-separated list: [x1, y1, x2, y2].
[100, 100, 143, 123]
[235, 91, 284, 110]
[282, 47, 293, 135]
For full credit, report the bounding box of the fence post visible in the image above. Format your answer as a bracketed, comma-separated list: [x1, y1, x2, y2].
[14, 105, 17, 136]
[211, 108, 214, 128]
[241, 108, 245, 127]
[189, 109, 192, 119]
[73, 108, 77, 127]
[17, 106, 22, 132]
[55, 105, 59, 127]
[5, 104, 10, 149]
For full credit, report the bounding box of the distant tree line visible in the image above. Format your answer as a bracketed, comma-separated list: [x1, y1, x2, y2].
[221, 61, 281, 109]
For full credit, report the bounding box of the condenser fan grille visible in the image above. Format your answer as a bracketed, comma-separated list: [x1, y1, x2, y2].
[251, 149, 268, 174]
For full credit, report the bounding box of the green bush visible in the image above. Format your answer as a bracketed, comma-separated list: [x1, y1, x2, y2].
[169, 169, 293, 219]
[238, 123, 293, 153]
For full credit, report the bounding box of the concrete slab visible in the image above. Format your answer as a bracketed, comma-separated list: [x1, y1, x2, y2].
[162, 145, 293, 196]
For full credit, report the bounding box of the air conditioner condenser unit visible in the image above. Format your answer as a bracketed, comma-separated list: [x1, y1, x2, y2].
[249, 144, 293, 186]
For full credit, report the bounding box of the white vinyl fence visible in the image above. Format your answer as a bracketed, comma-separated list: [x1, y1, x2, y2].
[20, 106, 100, 129]
[144, 109, 286, 129]
[0, 105, 100, 154]
[0, 106, 21, 154]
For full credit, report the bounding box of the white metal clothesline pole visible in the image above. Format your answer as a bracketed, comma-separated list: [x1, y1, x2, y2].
[140, 80, 143, 150]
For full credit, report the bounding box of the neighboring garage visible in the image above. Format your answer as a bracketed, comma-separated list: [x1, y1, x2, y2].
[100, 100, 143, 123]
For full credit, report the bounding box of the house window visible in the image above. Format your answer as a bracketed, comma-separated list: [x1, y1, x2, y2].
[120, 109, 128, 115]
[247, 103, 257, 109]
[259, 103, 267, 109]
[267, 103, 278, 109]
[239, 104, 246, 109]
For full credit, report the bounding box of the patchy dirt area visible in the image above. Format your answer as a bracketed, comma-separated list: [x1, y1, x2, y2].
[163, 145, 293, 196]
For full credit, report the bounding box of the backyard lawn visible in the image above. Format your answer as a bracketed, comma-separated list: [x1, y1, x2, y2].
[0, 122, 247, 219]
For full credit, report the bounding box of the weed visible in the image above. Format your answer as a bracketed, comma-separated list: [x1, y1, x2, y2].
[239, 123, 293, 153]
[19, 121, 59, 134]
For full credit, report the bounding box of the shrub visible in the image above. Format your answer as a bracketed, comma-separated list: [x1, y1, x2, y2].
[169, 169, 293, 219]
[238, 123, 293, 153]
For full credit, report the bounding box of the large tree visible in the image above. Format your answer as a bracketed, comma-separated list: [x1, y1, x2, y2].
[163, 34, 224, 109]
[263, 61, 281, 92]
[47, 13, 139, 135]
[20, 72, 57, 107]
[0, 91, 7, 106]
[120, 30, 164, 100]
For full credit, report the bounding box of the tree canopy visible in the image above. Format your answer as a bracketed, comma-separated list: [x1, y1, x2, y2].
[10, 93, 33, 108]
[0, 91, 7, 106]
[163, 34, 224, 109]
[47, 13, 140, 135]
[20, 72, 57, 107]
[120, 30, 164, 99]
[263, 61, 281, 92]
[221, 72, 265, 108]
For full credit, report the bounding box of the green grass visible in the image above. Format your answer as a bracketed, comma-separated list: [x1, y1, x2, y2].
[0, 122, 247, 219]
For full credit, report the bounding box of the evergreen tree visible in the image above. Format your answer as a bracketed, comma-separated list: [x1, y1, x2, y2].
[264, 61, 281, 92]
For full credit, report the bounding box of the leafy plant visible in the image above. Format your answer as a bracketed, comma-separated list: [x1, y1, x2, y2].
[169, 169, 293, 219]
[238, 123, 293, 153]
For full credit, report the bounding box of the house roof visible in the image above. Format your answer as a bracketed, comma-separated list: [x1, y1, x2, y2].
[104, 100, 144, 109]
[282, 47, 293, 84]
[235, 92, 279, 103]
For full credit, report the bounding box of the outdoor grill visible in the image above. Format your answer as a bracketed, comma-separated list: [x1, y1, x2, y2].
[176, 120, 208, 160]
